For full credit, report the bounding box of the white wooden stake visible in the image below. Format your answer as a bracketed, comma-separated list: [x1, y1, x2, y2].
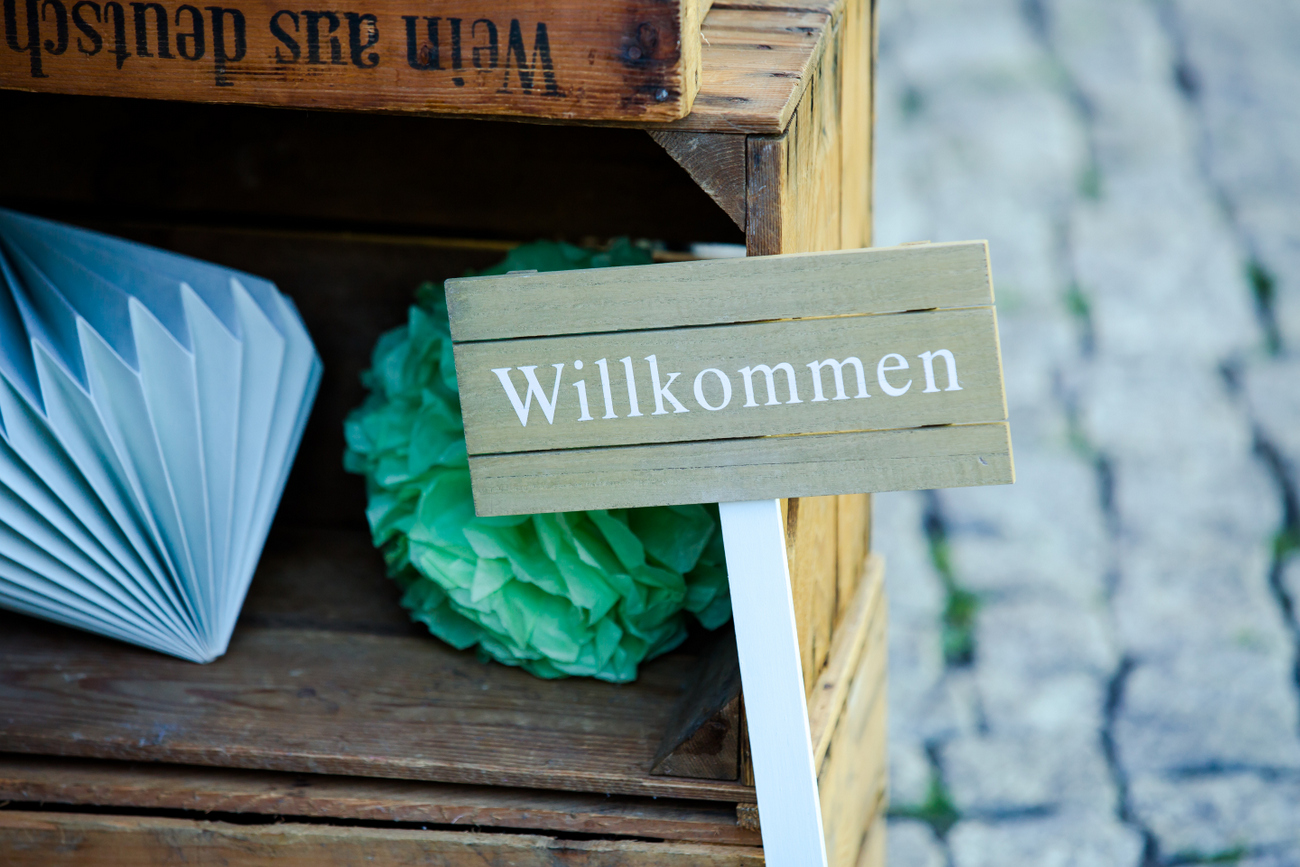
[720, 499, 829, 867]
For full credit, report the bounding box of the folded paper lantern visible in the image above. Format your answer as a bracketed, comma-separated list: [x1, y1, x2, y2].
[0, 210, 321, 662]
[344, 242, 731, 683]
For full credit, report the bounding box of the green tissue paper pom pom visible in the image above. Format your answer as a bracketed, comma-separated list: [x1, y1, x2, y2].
[344, 240, 732, 683]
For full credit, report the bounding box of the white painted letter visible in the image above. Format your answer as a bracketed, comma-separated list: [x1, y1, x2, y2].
[739, 363, 803, 407]
[806, 357, 869, 401]
[918, 349, 962, 392]
[594, 358, 618, 419]
[693, 368, 732, 411]
[646, 355, 689, 415]
[573, 380, 594, 421]
[876, 354, 911, 396]
[619, 356, 644, 417]
[493, 363, 565, 426]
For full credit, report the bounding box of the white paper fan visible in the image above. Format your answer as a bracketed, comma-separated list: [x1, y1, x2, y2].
[0, 209, 321, 662]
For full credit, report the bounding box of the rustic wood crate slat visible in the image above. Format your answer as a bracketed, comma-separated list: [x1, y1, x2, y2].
[0, 811, 769, 867]
[0, 0, 713, 122]
[0, 755, 761, 845]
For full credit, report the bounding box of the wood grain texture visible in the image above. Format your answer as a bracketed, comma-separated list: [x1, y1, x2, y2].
[446, 241, 992, 342]
[0, 0, 703, 122]
[808, 553, 883, 766]
[745, 0, 843, 257]
[787, 494, 838, 694]
[651, 627, 742, 780]
[0, 528, 753, 803]
[816, 567, 886, 867]
[467, 422, 1013, 515]
[649, 131, 748, 229]
[0, 810, 765, 866]
[839, 0, 873, 250]
[661, 5, 829, 134]
[456, 306, 1005, 456]
[0, 2, 836, 135]
[857, 813, 886, 867]
[835, 493, 870, 626]
[0, 755, 761, 845]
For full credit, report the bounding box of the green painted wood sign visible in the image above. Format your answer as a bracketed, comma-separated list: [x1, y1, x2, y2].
[446, 241, 1014, 517]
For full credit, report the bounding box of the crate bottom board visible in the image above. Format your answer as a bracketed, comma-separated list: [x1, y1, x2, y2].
[0, 526, 751, 803]
[0, 755, 760, 846]
[0, 809, 765, 867]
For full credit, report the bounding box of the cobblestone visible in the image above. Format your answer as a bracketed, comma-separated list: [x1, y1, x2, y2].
[944, 730, 1113, 816]
[877, 0, 1300, 863]
[887, 819, 946, 867]
[947, 811, 1144, 867]
[1129, 771, 1300, 858]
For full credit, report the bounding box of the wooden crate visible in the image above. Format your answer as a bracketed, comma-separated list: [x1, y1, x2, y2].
[0, 0, 716, 122]
[0, 0, 883, 862]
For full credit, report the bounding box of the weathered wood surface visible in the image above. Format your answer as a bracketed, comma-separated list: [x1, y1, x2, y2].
[0, 0, 838, 134]
[652, 627, 742, 780]
[835, 493, 871, 626]
[0, 810, 765, 866]
[857, 814, 886, 867]
[743, 0, 863, 256]
[650, 131, 748, 229]
[816, 557, 887, 867]
[0, 0, 707, 122]
[785, 495, 839, 693]
[661, 4, 827, 134]
[0, 755, 761, 845]
[446, 241, 992, 342]
[807, 553, 883, 765]
[447, 242, 1009, 515]
[455, 306, 1005, 455]
[468, 420, 1010, 515]
[0, 527, 752, 803]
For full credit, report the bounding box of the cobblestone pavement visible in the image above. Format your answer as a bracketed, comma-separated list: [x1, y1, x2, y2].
[872, 1, 1300, 864]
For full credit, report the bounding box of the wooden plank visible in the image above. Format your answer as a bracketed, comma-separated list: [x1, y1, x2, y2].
[0, 527, 753, 804]
[0, 810, 765, 866]
[839, 0, 872, 250]
[857, 813, 887, 867]
[661, 7, 828, 134]
[455, 305, 1005, 456]
[807, 553, 883, 765]
[745, 0, 843, 256]
[786, 494, 839, 693]
[816, 567, 887, 867]
[0, 2, 841, 136]
[0, 755, 762, 845]
[0, 0, 706, 122]
[446, 241, 993, 342]
[651, 626, 742, 780]
[835, 493, 871, 626]
[467, 422, 1013, 515]
[649, 131, 748, 229]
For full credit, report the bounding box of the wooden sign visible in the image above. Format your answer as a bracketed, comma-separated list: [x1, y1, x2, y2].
[0, 0, 706, 121]
[447, 241, 1014, 516]
[447, 241, 1012, 867]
